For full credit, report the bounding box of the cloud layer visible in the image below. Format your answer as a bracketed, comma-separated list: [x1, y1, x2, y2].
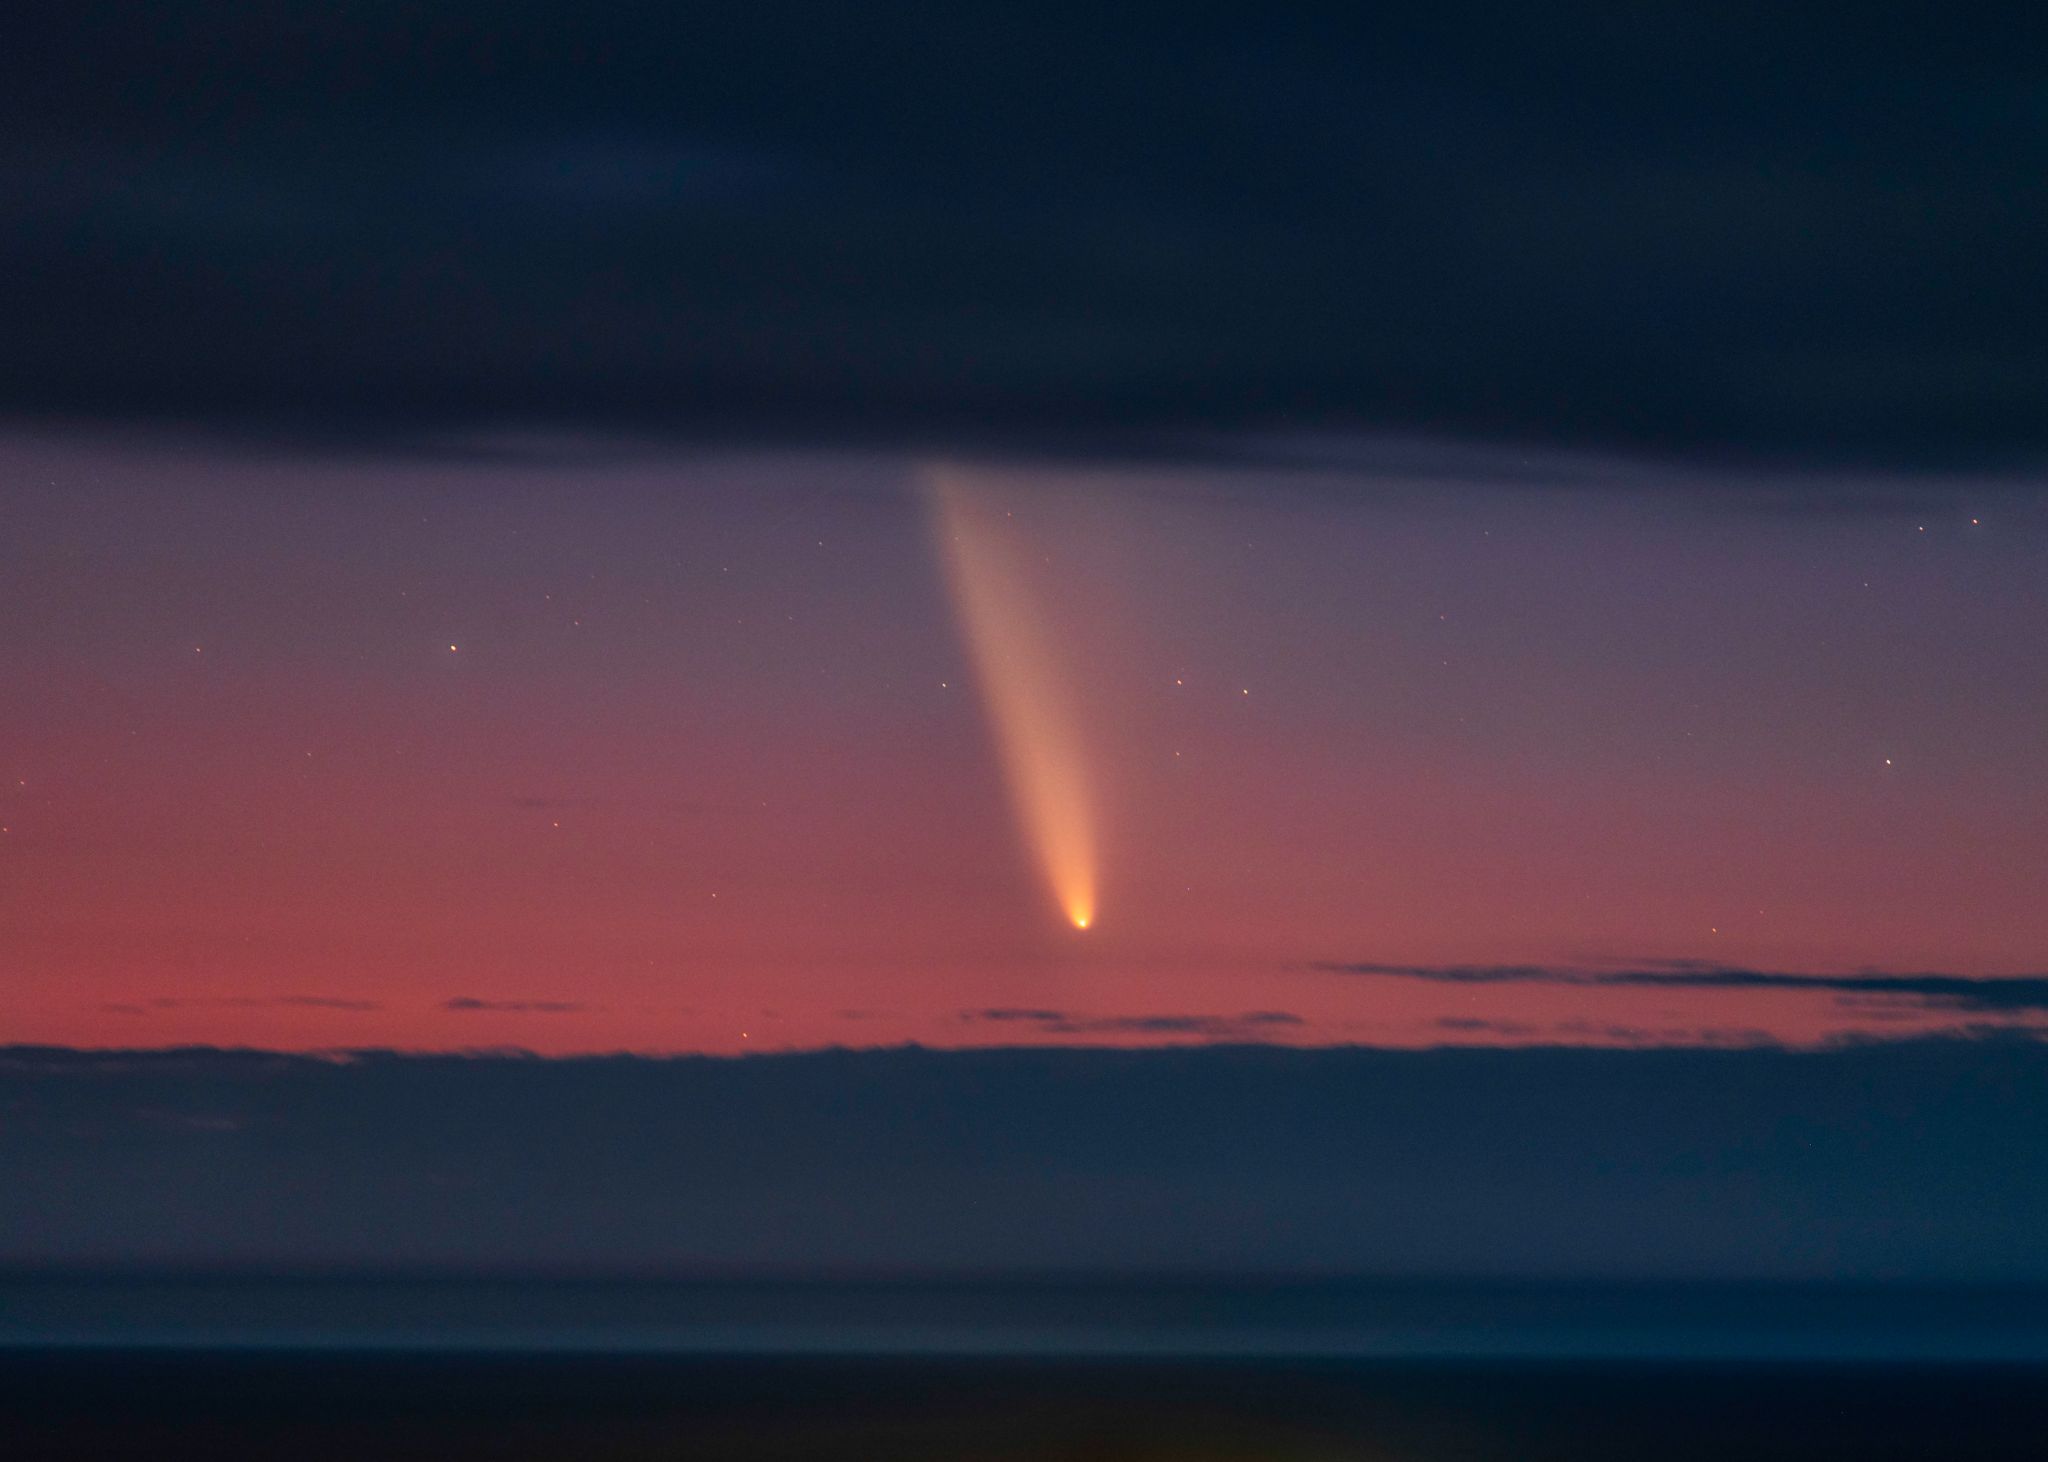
[7, 6, 2048, 469]
[1320, 962, 2048, 1014]
[4, 1039, 2047, 1280]
[961, 1009, 1304, 1040]
[442, 998, 587, 1015]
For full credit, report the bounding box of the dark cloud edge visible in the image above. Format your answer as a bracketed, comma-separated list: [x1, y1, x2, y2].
[1317, 961, 2048, 1014]
[4, 1025, 2043, 1073]
[8, 410, 2037, 514]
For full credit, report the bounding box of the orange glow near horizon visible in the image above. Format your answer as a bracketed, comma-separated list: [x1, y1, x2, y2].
[928, 467, 1098, 932]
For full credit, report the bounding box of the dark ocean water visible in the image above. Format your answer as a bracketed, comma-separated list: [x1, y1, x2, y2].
[4, 1279, 2047, 1458]
[5, 1350, 2048, 1460]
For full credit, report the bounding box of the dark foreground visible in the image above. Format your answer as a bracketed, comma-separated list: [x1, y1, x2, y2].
[4, 1351, 2046, 1461]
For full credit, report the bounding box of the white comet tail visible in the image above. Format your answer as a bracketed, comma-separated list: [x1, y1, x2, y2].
[928, 469, 1097, 931]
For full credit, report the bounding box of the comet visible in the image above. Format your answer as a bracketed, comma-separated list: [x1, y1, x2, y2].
[927, 468, 1097, 931]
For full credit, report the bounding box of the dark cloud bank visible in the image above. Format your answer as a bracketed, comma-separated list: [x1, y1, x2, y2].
[1321, 961, 2048, 1013]
[4, 1039, 2046, 1281]
[8, 6, 2048, 471]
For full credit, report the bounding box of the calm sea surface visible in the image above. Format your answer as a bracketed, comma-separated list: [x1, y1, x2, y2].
[4, 1279, 2046, 1459]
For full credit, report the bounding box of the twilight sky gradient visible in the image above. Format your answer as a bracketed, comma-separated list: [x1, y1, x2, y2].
[7, 5, 2048, 1060]
[8, 431, 2045, 1053]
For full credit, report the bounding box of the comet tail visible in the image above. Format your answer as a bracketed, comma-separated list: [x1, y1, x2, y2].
[928, 469, 1097, 930]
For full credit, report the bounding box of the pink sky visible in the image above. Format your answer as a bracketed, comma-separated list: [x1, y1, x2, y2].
[7, 435, 2046, 1053]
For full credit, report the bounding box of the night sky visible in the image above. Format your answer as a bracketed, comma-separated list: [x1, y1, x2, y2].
[6, 8, 2048, 1284]
[6, 6, 2048, 1058]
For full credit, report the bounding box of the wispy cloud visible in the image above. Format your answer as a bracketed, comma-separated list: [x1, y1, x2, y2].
[110, 995, 383, 1012]
[1318, 961, 2048, 1013]
[1430, 1014, 1782, 1047]
[442, 997, 587, 1014]
[1433, 1016, 1540, 1038]
[961, 1009, 1304, 1040]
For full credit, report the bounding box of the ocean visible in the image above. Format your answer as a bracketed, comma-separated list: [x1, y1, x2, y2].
[4, 1277, 2045, 1458]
